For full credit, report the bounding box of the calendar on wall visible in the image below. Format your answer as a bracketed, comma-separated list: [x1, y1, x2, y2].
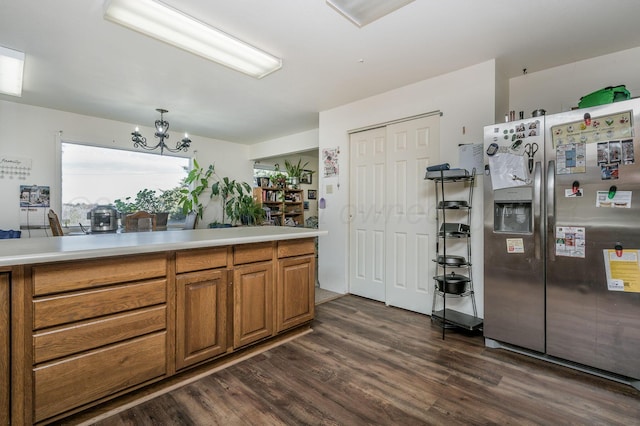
[1, 155, 32, 180]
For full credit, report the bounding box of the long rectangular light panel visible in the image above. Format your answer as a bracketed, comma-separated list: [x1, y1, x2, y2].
[103, 0, 282, 79]
[0, 46, 25, 97]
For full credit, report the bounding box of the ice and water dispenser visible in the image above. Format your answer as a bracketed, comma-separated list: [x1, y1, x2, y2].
[493, 186, 532, 233]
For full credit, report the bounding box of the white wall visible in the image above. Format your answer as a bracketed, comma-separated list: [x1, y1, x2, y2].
[0, 101, 252, 233]
[509, 46, 640, 115]
[249, 128, 319, 160]
[317, 60, 497, 318]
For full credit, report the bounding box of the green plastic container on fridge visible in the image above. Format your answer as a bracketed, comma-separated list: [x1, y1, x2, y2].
[578, 85, 630, 108]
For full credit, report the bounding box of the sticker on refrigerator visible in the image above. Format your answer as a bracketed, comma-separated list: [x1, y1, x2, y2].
[555, 226, 585, 258]
[551, 110, 633, 148]
[506, 238, 524, 254]
[600, 163, 619, 180]
[596, 190, 631, 208]
[603, 249, 640, 292]
[621, 139, 635, 165]
[597, 140, 624, 165]
[556, 143, 586, 174]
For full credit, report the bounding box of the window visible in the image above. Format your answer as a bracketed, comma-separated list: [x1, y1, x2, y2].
[253, 162, 288, 187]
[61, 142, 189, 228]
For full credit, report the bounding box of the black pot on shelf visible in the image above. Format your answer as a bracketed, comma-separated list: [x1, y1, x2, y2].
[434, 272, 469, 294]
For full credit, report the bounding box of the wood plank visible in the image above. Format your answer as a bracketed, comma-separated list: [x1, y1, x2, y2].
[32, 254, 167, 295]
[78, 296, 640, 425]
[34, 332, 167, 422]
[233, 242, 273, 265]
[33, 306, 166, 364]
[277, 238, 315, 258]
[33, 279, 166, 330]
[175, 247, 228, 273]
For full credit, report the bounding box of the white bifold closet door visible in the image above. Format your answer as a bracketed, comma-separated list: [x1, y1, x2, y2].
[349, 114, 440, 314]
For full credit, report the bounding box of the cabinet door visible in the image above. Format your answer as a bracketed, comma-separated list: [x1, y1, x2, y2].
[277, 255, 315, 332]
[233, 262, 273, 348]
[176, 269, 228, 370]
[0, 273, 8, 425]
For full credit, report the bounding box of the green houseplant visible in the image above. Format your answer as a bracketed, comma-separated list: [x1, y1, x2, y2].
[114, 188, 184, 228]
[178, 159, 215, 222]
[231, 193, 265, 226]
[211, 177, 251, 227]
[270, 171, 288, 188]
[284, 158, 309, 179]
[284, 159, 308, 188]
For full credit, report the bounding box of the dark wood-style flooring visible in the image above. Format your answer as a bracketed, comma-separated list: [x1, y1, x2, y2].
[88, 295, 639, 425]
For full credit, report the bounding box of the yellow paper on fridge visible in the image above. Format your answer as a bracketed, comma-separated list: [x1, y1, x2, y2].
[603, 249, 640, 292]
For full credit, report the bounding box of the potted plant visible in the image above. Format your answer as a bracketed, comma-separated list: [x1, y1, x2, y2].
[177, 159, 215, 224]
[211, 176, 251, 227]
[284, 158, 309, 188]
[114, 187, 185, 229]
[231, 193, 265, 226]
[270, 171, 288, 188]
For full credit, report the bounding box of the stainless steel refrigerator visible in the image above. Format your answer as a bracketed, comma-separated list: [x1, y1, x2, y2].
[483, 99, 640, 388]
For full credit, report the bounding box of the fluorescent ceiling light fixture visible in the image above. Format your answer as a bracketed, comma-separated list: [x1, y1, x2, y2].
[326, 0, 415, 27]
[103, 0, 282, 78]
[0, 46, 25, 97]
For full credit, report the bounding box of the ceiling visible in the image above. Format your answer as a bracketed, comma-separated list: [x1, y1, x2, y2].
[3, 0, 640, 145]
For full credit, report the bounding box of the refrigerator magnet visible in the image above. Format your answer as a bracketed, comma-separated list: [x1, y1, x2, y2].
[564, 188, 583, 197]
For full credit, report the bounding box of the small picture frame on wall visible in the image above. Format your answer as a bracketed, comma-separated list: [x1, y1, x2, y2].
[304, 201, 309, 210]
[300, 170, 313, 185]
[307, 189, 317, 200]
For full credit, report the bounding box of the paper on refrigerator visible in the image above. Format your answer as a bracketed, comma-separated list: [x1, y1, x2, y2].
[489, 152, 529, 190]
[603, 249, 640, 292]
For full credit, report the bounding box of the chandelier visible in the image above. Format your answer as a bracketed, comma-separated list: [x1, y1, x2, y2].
[131, 108, 191, 155]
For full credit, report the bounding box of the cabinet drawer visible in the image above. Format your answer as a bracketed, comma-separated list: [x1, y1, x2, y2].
[277, 238, 315, 258]
[176, 247, 228, 273]
[34, 305, 166, 364]
[34, 332, 166, 423]
[32, 254, 167, 296]
[33, 279, 166, 330]
[234, 242, 273, 265]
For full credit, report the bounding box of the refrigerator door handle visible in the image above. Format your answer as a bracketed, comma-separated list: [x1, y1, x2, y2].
[547, 160, 556, 261]
[533, 160, 542, 260]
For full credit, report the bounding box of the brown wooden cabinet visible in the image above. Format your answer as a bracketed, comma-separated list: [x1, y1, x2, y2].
[7, 235, 318, 424]
[233, 262, 274, 348]
[277, 255, 315, 332]
[232, 242, 274, 348]
[276, 239, 316, 332]
[29, 254, 169, 423]
[175, 247, 229, 370]
[0, 272, 9, 425]
[176, 269, 228, 370]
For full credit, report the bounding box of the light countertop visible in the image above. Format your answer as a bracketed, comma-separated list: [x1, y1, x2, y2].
[0, 227, 327, 267]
